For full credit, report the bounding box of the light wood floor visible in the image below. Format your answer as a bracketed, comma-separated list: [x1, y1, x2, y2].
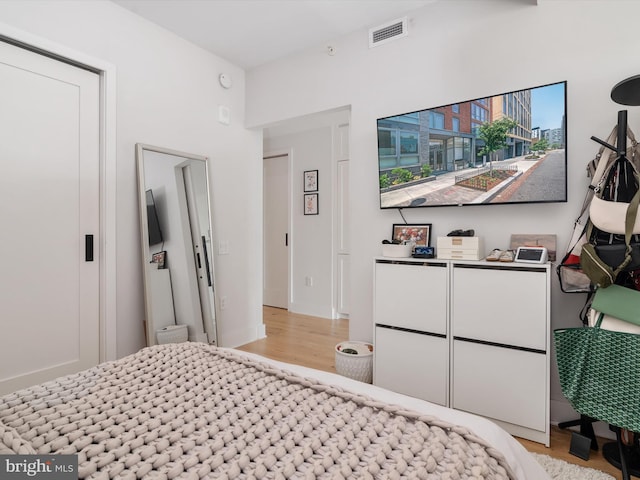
[237, 306, 624, 479]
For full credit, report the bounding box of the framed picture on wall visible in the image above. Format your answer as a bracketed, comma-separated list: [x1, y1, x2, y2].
[391, 224, 431, 246]
[304, 193, 318, 215]
[304, 170, 318, 192]
[152, 250, 167, 269]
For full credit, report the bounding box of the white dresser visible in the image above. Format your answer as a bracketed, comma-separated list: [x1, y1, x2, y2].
[373, 257, 551, 445]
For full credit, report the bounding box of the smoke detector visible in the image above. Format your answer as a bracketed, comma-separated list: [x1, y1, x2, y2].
[369, 17, 408, 48]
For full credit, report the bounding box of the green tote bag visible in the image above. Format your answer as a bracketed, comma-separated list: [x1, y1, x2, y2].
[554, 288, 640, 432]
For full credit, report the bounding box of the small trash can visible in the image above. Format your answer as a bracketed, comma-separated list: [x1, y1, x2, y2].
[156, 325, 189, 344]
[335, 341, 373, 383]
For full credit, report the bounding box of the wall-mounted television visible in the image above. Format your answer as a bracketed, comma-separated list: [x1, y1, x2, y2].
[377, 81, 567, 209]
[145, 189, 164, 245]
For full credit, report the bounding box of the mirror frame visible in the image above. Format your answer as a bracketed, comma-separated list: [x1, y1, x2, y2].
[136, 143, 217, 347]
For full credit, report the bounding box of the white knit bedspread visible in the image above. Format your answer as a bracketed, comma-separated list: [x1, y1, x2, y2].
[0, 343, 515, 479]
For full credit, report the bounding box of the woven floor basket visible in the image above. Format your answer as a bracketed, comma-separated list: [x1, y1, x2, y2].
[335, 341, 373, 383]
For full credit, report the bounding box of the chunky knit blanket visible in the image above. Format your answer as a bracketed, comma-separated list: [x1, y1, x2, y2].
[0, 343, 515, 479]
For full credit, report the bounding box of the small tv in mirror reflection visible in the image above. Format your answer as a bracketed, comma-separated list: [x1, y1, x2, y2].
[145, 189, 163, 245]
[377, 81, 567, 208]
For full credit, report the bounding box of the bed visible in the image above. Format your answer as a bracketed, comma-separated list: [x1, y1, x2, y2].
[0, 343, 550, 479]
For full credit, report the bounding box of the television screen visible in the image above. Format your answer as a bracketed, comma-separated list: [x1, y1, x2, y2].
[145, 189, 163, 245]
[377, 81, 567, 209]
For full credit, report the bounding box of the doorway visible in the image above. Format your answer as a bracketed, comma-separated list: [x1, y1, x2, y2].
[262, 108, 350, 322]
[263, 153, 290, 309]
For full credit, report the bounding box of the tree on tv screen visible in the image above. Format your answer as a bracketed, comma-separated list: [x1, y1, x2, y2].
[478, 118, 518, 173]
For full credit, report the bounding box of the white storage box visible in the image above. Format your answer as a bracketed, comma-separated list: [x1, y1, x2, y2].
[335, 341, 373, 383]
[156, 324, 189, 344]
[437, 236, 484, 260]
[381, 243, 412, 258]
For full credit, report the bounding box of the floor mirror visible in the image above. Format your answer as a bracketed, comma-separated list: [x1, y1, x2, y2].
[136, 143, 217, 346]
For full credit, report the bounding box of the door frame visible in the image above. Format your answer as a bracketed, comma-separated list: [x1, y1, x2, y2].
[0, 23, 117, 362]
[263, 148, 292, 310]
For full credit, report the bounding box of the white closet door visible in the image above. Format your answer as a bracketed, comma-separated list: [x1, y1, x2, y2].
[263, 154, 289, 309]
[0, 41, 100, 394]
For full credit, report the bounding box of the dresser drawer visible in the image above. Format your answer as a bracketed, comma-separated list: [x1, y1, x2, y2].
[374, 326, 448, 406]
[451, 265, 547, 350]
[452, 339, 547, 432]
[374, 261, 447, 334]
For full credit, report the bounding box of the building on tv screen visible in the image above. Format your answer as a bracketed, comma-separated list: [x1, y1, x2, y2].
[377, 81, 567, 208]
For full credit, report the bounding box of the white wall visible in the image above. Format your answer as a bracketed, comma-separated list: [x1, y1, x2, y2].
[247, 0, 640, 425]
[0, 0, 264, 355]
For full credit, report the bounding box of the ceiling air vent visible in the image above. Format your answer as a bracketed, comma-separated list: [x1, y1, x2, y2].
[369, 17, 408, 48]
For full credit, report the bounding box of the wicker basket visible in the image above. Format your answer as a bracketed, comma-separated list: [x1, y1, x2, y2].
[335, 341, 373, 383]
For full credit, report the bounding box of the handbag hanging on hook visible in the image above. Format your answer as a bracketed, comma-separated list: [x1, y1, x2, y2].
[580, 124, 640, 288]
[555, 127, 620, 294]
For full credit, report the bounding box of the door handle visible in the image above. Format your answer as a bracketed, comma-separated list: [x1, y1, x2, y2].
[85, 234, 94, 262]
[202, 236, 212, 287]
[285, 233, 288, 247]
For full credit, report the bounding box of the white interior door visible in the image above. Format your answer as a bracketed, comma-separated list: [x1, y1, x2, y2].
[263, 154, 289, 309]
[0, 41, 100, 395]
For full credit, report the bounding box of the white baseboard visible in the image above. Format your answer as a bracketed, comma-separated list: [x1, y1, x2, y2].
[220, 323, 266, 348]
[289, 301, 333, 319]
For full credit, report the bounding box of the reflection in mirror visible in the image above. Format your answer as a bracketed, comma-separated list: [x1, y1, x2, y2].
[136, 144, 217, 347]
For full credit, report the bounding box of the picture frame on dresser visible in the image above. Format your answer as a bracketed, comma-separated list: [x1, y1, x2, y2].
[391, 224, 431, 246]
[510, 233, 557, 262]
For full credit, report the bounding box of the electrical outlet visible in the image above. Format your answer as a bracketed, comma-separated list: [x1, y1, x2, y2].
[220, 296, 227, 310]
[305, 276, 313, 287]
[219, 240, 229, 255]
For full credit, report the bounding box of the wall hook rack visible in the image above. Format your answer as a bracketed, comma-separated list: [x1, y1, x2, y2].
[591, 110, 627, 156]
